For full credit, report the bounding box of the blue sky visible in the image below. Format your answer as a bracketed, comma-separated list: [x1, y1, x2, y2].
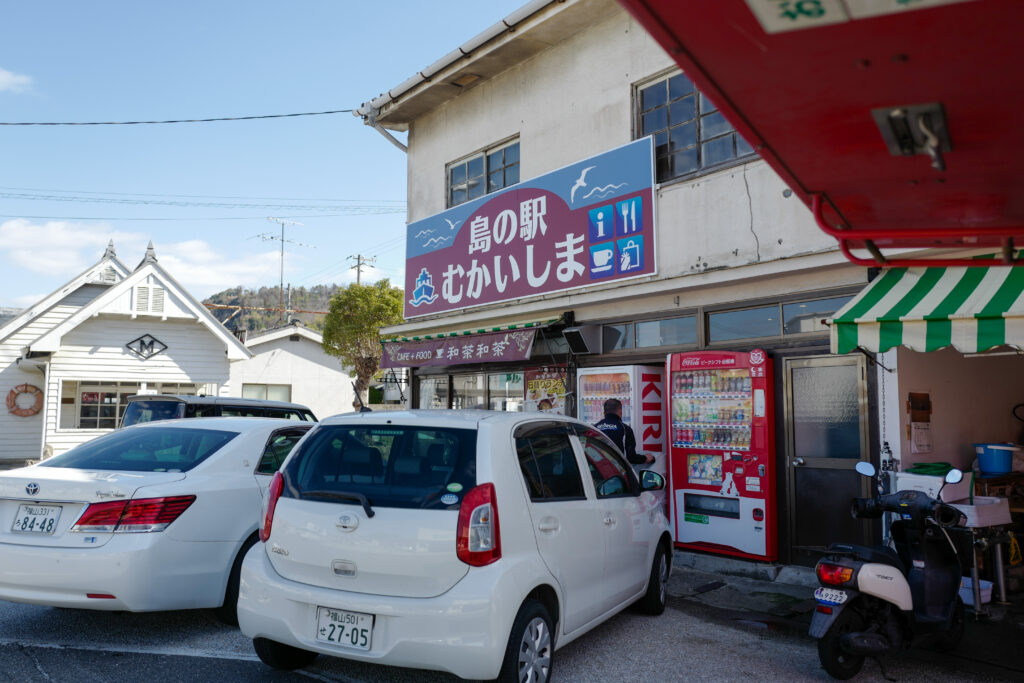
[0, 1, 527, 308]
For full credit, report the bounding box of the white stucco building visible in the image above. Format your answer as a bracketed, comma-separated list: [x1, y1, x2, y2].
[0, 242, 250, 466]
[231, 322, 356, 420]
[357, 0, 885, 564]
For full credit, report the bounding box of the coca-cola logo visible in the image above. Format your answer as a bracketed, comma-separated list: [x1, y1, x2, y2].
[749, 349, 766, 366]
[681, 357, 701, 366]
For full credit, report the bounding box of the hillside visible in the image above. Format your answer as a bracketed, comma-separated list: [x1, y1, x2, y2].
[204, 284, 340, 332]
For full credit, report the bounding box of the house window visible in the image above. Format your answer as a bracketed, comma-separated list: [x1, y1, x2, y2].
[64, 381, 199, 430]
[242, 383, 292, 402]
[135, 285, 165, 313]
[602, 315, 697, 350]
[636, 72, 755, 183]
[447, 140, 520, 208]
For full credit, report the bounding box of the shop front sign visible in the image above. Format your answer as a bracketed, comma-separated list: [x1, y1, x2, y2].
[524, 366, 568, 415]
[380, 329, 535, 369]
[404, 138, 656, 318]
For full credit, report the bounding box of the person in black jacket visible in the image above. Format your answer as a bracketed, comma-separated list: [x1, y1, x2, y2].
[594, 398, 654, 466]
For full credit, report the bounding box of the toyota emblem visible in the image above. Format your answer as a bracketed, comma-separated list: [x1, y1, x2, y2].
[25, 482, 39, 496]
[336, 514, 359, 532]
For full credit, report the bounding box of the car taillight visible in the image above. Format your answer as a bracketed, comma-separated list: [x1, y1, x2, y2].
[261, 472, 284, 543]
[456, 483, 501, 567]
[817, 562, 855, 586]
[70, 496, 195, 533]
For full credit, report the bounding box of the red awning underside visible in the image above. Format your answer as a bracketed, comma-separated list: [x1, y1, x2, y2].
[618, 0, 1024, 266]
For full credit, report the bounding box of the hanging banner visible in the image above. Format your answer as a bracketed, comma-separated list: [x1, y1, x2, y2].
[380, 329, 535, 369]
[405, 138, 656, 318]
[524, 366, 568, 415]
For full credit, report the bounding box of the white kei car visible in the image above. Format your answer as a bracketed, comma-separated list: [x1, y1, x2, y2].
[238, 410, 671, 682]
[0, 417, 312, 623]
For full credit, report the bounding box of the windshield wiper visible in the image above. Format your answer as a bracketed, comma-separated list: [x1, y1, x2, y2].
[301, 490, 375, 517]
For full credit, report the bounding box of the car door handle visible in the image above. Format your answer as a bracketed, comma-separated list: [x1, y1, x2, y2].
[603, 514, 616, 527]
[537, 517, 560, 533]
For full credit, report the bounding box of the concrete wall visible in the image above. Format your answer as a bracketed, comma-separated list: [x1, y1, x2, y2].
[231, 336, 355, 420]
[896, 347, 1024, 470]
[401, 6, 840, 331]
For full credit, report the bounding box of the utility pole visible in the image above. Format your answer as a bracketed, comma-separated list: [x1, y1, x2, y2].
[348, 254, 376, 285]
[256, 218, 311, 323]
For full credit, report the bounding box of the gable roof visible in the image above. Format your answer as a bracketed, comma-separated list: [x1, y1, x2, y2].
[245, 323, 324, 348]
[29, 248, 251, 360]
[0, 244, 131, 344]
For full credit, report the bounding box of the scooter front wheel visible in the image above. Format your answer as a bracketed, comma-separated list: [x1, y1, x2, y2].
[818, 607, 866, 680]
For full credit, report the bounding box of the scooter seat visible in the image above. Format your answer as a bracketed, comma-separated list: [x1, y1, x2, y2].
[828, 543, 906, 573]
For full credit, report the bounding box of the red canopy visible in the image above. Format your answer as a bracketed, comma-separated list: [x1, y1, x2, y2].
[618, 0, 1024, 266]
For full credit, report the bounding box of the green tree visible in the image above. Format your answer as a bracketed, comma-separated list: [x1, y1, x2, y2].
[322, 280, 404, 410]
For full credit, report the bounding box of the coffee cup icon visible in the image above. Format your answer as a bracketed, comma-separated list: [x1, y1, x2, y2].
[593, 248, 614, 272]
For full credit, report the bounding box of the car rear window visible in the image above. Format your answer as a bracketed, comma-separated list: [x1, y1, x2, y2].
[282, 425, 477, 510]
[120, 400, 185, 427]
[38, 427, 238, 472]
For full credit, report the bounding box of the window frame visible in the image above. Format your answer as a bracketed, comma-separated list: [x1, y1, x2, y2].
[571, 424, 639, 499]
[633, 68, 756, 185]
[255, 426, 313, 475]
[61, 380, 200, 432]
[513, 421, 587, 503]
[446, 138, 520, 209]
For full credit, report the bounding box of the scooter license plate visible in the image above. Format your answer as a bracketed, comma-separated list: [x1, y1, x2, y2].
[814, 587, 848, 605]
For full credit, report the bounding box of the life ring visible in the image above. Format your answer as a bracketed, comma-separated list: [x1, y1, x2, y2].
[6, 384, 43, 417]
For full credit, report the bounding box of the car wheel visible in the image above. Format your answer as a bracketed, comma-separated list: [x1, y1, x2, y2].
[638, 543, 669, 615]
[497, 599, 553, 683]
[252, 637, 319, 670]
[213, 533, 258, 626]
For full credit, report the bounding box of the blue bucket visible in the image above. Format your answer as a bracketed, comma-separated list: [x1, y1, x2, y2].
[974, 443, 1019, 475]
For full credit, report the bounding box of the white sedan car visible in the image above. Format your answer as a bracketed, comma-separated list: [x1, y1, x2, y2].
[238, 410, 671, 682]
[0, 417, 311, 623]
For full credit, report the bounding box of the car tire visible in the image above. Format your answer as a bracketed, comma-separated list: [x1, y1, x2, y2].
[213, 533, 258, 626]
[496, 598, 553, 683]
[638, 543, 669, 615]
[252, 637, 319, 670]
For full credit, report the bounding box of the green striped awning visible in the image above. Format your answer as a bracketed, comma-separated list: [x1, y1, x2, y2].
[829, 266, 1024, 354]
[381, 317, 560, 343]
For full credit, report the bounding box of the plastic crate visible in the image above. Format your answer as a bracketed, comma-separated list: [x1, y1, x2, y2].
[959, 577, 992, 606]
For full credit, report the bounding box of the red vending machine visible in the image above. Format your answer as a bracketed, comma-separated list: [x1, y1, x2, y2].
[667, 349, 776, 561]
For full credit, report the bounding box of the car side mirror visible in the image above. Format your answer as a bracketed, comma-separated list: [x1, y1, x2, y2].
[855, 461, 876, 478]
[640, 470, 665, 492]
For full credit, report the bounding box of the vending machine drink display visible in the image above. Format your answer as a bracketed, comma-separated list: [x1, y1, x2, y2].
[667, 349, 776, 561]
[577, 365, 666, 480]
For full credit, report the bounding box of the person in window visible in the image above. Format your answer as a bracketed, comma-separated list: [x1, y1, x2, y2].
[594, 398, 654, 466]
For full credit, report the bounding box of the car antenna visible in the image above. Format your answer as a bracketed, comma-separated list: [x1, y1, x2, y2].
[352, 382, 372, 412]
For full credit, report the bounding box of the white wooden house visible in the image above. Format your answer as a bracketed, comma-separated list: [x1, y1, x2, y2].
[230, 322, 355, 420]
[0, 242, 250, 466]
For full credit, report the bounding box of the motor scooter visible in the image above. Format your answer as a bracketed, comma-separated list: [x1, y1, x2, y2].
[809, 462, 967, 679]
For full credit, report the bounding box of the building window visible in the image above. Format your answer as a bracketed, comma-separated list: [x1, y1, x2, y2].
[447, 140, 520, 208]
[488, 372, 524, 411]
[636, 72, 755, 183]
[135, 285, 165, 313]
[782, 295, 854, 335]
[707, 305, 779, 342]
[242, 383, 292, 402]
[603, 315, 697, 351]
[63, 381, 199, 430]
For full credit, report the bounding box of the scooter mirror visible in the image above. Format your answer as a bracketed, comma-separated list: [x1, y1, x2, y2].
[945, 469, 964, 485]
[855, 461, 876, 477]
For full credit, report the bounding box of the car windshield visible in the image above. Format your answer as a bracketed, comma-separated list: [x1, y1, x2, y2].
[38, 427, 239, 472]
[282, 425, 477, 510]
[120, 400, 185, 427]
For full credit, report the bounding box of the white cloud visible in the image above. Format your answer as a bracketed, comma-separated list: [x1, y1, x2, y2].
[0, 67, 32, 93]
[0, 220, 288, 301]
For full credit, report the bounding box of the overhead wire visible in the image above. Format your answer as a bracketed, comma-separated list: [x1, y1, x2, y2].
[0, 109, 354, 126]
[0, 185, 404, 204]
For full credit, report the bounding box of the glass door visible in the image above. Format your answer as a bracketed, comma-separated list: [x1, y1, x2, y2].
[782, 355, 872, 565]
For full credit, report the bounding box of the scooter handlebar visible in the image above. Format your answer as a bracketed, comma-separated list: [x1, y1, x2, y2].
[851, 491, 964, 527]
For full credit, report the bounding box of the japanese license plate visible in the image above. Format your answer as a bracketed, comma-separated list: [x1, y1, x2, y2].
[316, 607, 373, 651]
[11, 504, 62, 534]
[814, 587, 848, 605]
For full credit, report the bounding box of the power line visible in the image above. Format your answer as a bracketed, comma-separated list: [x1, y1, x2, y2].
[0, 213, 381, 221]
[0, 191, 404, 213]
[0, 109, 354, 126]
[0, 185, 404, 204]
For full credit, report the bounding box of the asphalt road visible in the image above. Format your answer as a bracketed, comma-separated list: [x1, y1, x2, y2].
[0, 590, 1015, 683]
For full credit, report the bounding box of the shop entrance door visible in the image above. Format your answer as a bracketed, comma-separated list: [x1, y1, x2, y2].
[782, 355, 872, 566]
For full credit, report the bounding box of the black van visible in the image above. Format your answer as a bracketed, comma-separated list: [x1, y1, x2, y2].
[120, 395, 317, 428]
